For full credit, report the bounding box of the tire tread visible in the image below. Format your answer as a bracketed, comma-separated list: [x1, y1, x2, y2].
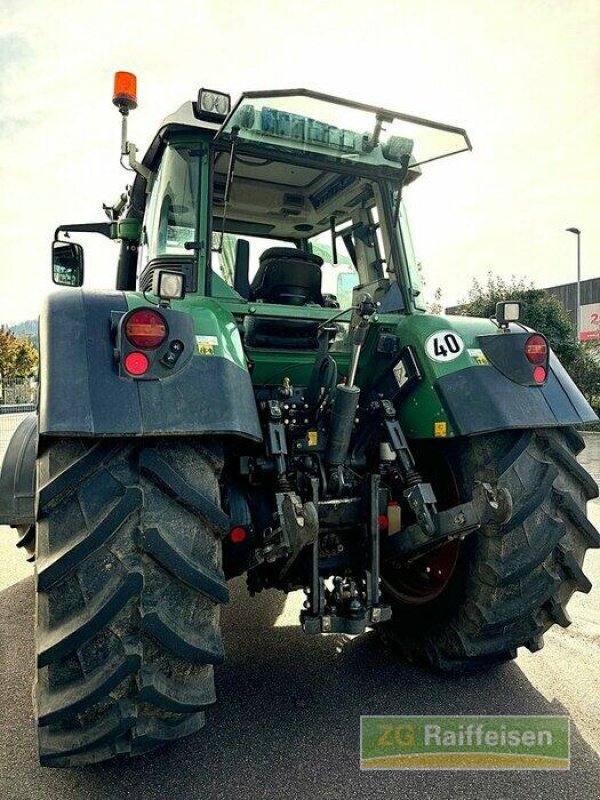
[35, 439, 226, 766]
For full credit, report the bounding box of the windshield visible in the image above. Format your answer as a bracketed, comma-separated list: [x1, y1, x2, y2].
[220, 89, 471, 172]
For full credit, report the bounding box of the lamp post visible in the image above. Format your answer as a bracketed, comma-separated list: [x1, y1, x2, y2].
[566, 227, 581, 339]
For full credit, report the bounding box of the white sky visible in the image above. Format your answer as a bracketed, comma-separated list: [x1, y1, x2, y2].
[0, 0, 598, 324]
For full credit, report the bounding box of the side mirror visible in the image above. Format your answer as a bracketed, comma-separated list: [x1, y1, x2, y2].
[52, 240, 84, 287]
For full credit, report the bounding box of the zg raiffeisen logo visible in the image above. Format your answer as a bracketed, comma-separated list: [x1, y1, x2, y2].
[360, 716, 570, 770]
[376, 723, 416, 748]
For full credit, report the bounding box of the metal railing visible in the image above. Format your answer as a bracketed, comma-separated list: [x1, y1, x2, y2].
[0, 379, 37, 464]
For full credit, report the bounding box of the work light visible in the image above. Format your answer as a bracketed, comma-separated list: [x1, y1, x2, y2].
[495, 300, 524, 328]
[152, 269, 185, 300]
[198, 88, 231, 118]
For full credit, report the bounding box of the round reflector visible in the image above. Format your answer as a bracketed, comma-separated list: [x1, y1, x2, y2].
[533, 366, 547, 384]
[113, 71, 137, 110]
[378, 514, 389, 531]
[229, 526, 247, 544]
[125, 309, 167, 349]
[525, 334, 548, 365]
[124, 351, 149, 376]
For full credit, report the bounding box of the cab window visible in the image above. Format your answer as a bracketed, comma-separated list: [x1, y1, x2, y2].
[396, 197, 425, 310]
[211, 233, 297, 295]
[140, 145, 200, 268]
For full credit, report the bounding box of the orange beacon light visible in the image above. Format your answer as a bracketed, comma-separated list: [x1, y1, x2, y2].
[113, 71, 137, 111]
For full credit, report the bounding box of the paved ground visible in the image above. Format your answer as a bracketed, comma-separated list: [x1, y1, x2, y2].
[0, 435, 599, 799]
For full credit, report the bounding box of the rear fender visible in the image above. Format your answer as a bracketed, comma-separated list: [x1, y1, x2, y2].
[39, 290, 262, 441]
[0, 414, 37, 527]
[391, 314, 597, 438]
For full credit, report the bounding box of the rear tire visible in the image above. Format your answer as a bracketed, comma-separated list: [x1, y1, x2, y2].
[34, 438, 228, 766]
[381, 427, 600, 671]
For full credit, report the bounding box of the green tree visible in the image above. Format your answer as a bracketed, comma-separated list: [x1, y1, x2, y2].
[0, 326, 39, 382]
[428, 287, 444, 315]
[0, 325, 18, 382]
[14, 337, 38, 378]
[457, 273, 600, 419]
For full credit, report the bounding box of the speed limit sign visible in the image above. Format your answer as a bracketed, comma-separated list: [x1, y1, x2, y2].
[425, 330, 465, 362]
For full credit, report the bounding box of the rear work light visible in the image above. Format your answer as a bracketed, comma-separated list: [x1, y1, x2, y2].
[198, 88, 231, 116]
[125, 309, 168, 349]
[524, 334, 548, 365]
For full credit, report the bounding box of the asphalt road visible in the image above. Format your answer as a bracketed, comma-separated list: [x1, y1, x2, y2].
[0, 436, 599, 799]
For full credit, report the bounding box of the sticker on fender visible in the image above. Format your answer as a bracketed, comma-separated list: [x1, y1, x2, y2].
[425, 331, 465, 363]
[196, 335, 218, 355]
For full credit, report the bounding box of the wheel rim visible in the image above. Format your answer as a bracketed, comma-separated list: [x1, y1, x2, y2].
[381, 445, 462, 605]
[381, 539, 461, 605]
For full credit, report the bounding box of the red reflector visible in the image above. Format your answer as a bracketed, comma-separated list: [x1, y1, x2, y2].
[229, 526, 247, 543]
[124, 351, 149, 376]
[125, 309, 167, 349]
[533, 366, 547, 384]
[378, 514, 389, 530]
[525, 334, 548, 365]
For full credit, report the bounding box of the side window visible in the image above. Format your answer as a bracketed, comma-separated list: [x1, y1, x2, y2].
[370, 205, 390, 278]
[211, 233, 238, 288]
[397, 199, 425, 310]
[309, 231, 357, 308]
[140, 146, 199, 268]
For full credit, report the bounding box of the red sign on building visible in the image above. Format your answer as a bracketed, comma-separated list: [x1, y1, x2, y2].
[580, 302, 600, 341]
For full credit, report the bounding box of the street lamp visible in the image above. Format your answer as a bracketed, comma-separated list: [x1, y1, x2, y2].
[566, 227, 581, 339]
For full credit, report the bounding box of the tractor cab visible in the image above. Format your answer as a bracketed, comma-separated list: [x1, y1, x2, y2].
[131, 88, 471, 358]
[50, 83, 472, 358]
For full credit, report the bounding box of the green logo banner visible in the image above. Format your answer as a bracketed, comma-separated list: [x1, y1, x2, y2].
[360, 715, 570, 770]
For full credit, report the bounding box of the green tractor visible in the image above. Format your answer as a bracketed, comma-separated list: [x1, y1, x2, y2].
[1, 74, 598, 767]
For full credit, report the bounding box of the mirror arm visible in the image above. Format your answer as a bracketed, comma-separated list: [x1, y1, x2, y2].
[54, 222, 113, 240]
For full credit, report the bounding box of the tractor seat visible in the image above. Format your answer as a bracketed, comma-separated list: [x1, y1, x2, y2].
[249, 248, 324, 305]
[245, 248, 325, 348]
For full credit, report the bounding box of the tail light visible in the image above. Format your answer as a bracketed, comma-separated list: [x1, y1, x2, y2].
[124, 309, 168, 349]
[123, 351, 150, 376]
[525, 334, 548, 384]
[524, 334, 548, 365]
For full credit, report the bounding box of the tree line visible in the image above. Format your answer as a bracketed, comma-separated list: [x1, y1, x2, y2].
[0, 325, 38, 383]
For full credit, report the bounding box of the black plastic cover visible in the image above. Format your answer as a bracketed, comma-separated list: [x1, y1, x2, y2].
[0, 414, 37, 526]
[435, 353, 598, 436]
[478, 332, 547, 386]
[39, 291, 262, 441]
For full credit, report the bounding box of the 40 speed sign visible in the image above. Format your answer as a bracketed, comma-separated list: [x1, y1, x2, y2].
[425, 330, 465, 362]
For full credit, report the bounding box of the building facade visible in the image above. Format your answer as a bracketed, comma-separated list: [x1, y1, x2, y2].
[545, 277, 600, 341]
